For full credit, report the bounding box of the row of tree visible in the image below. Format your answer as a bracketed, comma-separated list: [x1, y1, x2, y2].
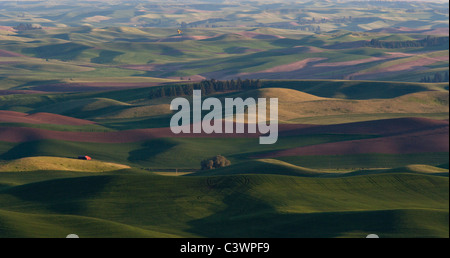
[366, 36, 449, 48]
[148, 79, 262, 99]
[297, 16, 353, 25]
[420, 72, 449, 83]
[297, 25, 321, 32]
[180, 18, 227, 29]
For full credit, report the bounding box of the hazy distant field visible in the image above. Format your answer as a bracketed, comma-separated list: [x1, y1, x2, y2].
[0, 0, 448, 30]
[0, 0, 448, 238]
[0, 26, 448, 92]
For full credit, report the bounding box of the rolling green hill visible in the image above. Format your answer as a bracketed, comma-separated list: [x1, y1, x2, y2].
[191, 160, 449, 178]
[0, 133, 377, 169]
[347, 164, 449, 177]
[1, 24, 448, 91]
[0, 209, 178, 238]
[0, 0, 448, 239]
[276, 153, 450, 170]
[261, 80, 448, 99]
[0, 156, 130, 173]
[33, 98, 132, 119]
[226, 87, 448, 123]
[1, 80, 447, 126]
[0, 172, 447, 238]
[191, 159, 327, 177]
[386, 164, 449, 174]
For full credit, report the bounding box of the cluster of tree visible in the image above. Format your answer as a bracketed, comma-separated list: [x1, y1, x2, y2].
[420, 72, 449, 83]
[259, 22, 321, 31]
[181, 18, 227, 29]
[14, 23, 41, 31]
[298, 25, 321, 32]
[297, 16, 353, 25]
[366, 36, 449, 48]
[148, 79, 262, 99]
[201, 155, 231, 170]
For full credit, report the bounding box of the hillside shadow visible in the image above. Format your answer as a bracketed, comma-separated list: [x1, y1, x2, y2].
[0, 141, 50, 161]
[103, 115, 173, 130]
[128, 139, 177, 163]
[4, 176, 113, 215]
[23, 42, 91, 61]
[187, 190, 401, 238]
[159, 45, 185, 57]
[91, 50, 124, 64]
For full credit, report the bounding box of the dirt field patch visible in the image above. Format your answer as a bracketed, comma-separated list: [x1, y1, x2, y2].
[0, 49, 23, 57]
[258, 126, 449, 157]
[0, 111, 96, 126]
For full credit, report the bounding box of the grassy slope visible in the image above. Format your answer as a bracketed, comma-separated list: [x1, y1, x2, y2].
[0, 134, 377, 169]
[288, 112, 450, 125]
[0, 156, 130, 172]
[0, 209, 179, 238]
[228, 88, 448, 123]
[276, 153, 450, 170]
[0, 172, 447, 238]
[1, 80, 447, 127]
[347, 165, 449, 177]
[190, 159, 448, 178]
[261, 80, 448, 100]
[191, 159, 327, 177]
